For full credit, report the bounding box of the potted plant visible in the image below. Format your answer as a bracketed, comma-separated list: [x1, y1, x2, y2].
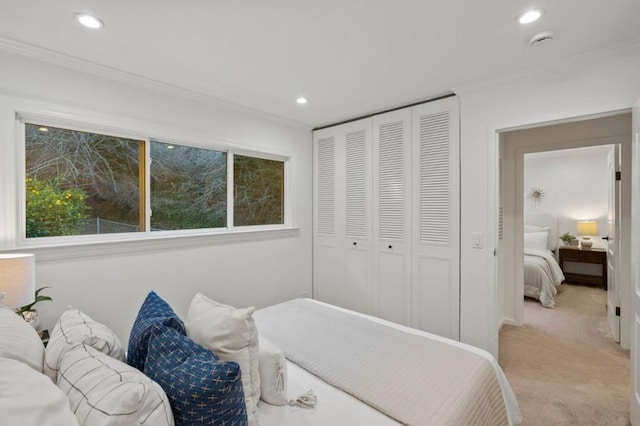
[16, 286, 52, 330]
[559, 232, 576, 246]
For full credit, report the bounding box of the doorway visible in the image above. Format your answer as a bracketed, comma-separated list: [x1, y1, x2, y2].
[496, 111, 633, 424]
[497, 111, 632, 346]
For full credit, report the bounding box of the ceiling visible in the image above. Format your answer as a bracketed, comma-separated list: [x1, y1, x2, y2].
[1, 1, 640, 128]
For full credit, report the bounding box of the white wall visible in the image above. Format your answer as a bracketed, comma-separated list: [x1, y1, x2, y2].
[524, 146, 611, 249]
[630, 90, 640, 424]
[0, 51, 313, 344]
[456, 50, 640, 355]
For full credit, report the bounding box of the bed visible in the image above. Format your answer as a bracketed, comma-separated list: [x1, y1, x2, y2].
[256, 298, 522, 426]
[523, 213, 565, 308]
[1, 295, 522, 426]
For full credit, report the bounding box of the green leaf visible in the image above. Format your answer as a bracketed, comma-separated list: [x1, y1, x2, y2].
[15, 286, 53, 313]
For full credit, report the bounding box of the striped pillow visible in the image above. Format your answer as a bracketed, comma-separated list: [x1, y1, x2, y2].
[44, 306, 124, 381]
[58, 344, 174, 425]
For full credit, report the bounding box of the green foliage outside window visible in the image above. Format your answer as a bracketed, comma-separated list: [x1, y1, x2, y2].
[234, 155, 284, 226]
[25, 176, 90, 238]
[25, 123, 143, 236]
[24, 122, 286, 238]
[150, 141, 227, 230]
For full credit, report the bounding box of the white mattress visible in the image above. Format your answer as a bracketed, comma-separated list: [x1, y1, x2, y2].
[257, 299, 522, 426]
[259, 361, 400, 425]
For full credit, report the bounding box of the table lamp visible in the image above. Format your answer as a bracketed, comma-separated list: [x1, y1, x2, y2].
[576, 221, 598, 250]
[0, 253, 35, 310]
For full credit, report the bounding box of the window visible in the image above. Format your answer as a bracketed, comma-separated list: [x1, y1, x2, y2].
[25, 123, 144, 238]
[150, 141, 227, 231]
[22, 119, 289, 242]
[234, 155, 284, 226]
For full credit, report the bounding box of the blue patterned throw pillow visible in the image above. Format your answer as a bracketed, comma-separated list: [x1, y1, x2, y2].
[127, 291, 185, 372]
[145, 326, 248, 426]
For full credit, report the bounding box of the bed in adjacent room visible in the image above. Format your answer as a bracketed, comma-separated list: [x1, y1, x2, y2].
[255, 298, 522, 426]
[523, 213, 565, 308]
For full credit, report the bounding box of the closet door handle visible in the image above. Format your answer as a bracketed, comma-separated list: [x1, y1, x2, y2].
[388, 245, 393, 249]
[353, 242, 357, 246]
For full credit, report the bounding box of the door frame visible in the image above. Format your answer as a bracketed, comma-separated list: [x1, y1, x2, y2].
[496, 110, 632, 349]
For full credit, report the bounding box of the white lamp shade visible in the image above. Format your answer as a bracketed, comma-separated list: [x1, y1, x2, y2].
[0, 254, 35, 309]
[576, 221, 598, 236]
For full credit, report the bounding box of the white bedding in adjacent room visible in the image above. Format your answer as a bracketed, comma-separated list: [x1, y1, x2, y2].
[524, 248, 565, 308]
[256, 299, 522, 426]
[523, 214, 565, 308]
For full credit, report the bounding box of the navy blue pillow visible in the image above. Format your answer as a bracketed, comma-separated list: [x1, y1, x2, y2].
[145, 326, 248, 426]
[127, 291, 185, 372]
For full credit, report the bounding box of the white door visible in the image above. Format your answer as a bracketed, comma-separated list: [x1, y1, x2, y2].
[313, 129, 343, 306]
[342, 120, 373, 314]
[313, 119, 373, 313]
[630, 98, 640, 425]
[372, 108, 412, 326]
[606, 145, 620, 342]
[410, 97, 460, 339]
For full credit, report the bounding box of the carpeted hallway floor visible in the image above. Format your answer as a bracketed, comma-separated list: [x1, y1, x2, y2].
[499, 284, 630, 425]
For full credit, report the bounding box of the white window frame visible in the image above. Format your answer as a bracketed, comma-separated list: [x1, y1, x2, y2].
[13, 112, 296, 259]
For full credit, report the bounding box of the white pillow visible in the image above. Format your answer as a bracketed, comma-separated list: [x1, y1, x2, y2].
[524, 231, 548, 250]
[45, 306, 125, 382]
[259, 336, 288, 406]
[0, 304, 44, 373]
[524, 224, 549, 233]
[0, 357, 79, 426]
[57, 344, 174, 426]
[186, 293, 260, 425]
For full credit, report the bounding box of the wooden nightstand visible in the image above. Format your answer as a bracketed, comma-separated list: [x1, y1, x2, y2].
[558, 246, 607, 289]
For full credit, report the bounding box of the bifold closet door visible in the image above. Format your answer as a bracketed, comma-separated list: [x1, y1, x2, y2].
[313, 128, 343, 307]
[411, 97, 460, 339]
[372, 109, 412, 326]
[313, 119, 373, 314]
[341, 121, 373, 314]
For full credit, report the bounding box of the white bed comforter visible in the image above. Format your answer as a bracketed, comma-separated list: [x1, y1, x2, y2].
[255, 299, 522, 426]
[524, 248, 565, 308]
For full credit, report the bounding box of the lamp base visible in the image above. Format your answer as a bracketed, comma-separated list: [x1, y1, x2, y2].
[581, 237, 593, 249]
[21, 310, 40, 330]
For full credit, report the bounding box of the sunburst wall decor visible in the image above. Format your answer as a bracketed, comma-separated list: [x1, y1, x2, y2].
[527, 187, 545, 206]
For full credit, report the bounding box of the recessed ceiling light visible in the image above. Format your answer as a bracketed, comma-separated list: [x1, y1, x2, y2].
[518, 9, 543, 24]
[296, 97, 309, 105]
[38, 127, 49, 132]
[76, 13, 104, 29]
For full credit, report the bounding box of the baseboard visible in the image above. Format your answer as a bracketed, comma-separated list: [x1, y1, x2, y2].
[499, 317, 518, 330]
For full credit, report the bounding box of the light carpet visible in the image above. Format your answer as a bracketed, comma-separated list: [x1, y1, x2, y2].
[499, 284, 630, 425]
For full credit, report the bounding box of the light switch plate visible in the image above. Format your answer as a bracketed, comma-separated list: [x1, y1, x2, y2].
[472, 232, 484, 249]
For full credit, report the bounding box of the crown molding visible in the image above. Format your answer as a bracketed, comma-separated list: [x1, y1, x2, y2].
[0, 36, 311, 130]
[453, 38, 640, 95]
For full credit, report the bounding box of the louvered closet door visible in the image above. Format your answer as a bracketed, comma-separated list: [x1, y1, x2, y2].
[411, 97, 460, 339]
[342, 120, 373, 314]
[372, 109, 412, 326]
[313, 127, 344, 307]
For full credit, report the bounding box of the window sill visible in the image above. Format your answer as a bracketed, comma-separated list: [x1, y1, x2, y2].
[2, 227, 301, 262]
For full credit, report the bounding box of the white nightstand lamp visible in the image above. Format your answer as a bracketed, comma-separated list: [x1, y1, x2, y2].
[576, 221, 598, 250]
[0, 254, 35, 309]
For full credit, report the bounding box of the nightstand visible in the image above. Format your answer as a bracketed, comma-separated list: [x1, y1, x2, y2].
[558, 246, 607, 289]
